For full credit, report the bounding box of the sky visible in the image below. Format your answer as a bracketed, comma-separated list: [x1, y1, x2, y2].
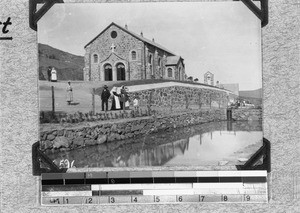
[38, 2, 262, 91]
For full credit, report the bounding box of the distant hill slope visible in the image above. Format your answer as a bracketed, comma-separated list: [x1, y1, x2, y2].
[239, 88, 262, 99]
[38, 43, 84, 81]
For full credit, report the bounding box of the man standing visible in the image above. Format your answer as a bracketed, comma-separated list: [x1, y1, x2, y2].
[47, 67, 52, 81]
[101, 85, 111, 111]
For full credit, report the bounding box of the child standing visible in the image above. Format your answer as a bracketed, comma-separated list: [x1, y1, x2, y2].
[66, 81, 73, 105]
[133, 95, 139, 111]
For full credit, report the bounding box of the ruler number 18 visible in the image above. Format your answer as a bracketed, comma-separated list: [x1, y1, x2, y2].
[222, 195, 228, 202]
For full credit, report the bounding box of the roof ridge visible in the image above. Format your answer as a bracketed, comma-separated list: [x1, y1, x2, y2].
[85, 22, 177, 56]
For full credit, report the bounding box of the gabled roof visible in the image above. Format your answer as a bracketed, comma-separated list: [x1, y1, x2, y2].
[84, 22, 176, 56]
[166, 56, 183, 66]
[204, 71, 214, 76]
[100, 52, 126, 64]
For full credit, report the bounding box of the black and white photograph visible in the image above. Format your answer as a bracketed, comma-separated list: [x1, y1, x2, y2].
[37, 2, 263, 169]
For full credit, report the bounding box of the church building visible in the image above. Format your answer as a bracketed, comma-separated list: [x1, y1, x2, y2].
[83, 22, 185, 82]
[204, 71, 214, 86]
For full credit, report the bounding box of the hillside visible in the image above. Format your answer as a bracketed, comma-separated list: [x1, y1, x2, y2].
[38, 43, 84, 81]
[239, 88, 262, 106]
[239, 88, 262, 99]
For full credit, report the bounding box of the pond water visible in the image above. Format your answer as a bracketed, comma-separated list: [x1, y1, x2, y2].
[48, 121, 263, 168]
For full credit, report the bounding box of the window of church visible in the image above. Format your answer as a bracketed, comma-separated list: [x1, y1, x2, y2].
[148, 54, 152, 64]
[168, 68, 173, 77]
[111, 31, 117, 39]
[93, 54, 98, 63]
[131, 51, 137, 60]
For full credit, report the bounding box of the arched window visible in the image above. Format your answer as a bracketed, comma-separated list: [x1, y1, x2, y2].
[148, 54, 152, 64]
[131, 51, 137, 60]
[168, 68, 173, 77]
[116, 63, 126, 81]
[158, 57, 161, 67]
[93, 54, 98, 63]
[104, 64, 112, 81]
[149, 54, 154, 75]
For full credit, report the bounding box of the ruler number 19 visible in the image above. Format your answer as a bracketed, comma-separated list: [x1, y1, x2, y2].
[245, 195, 251, 201]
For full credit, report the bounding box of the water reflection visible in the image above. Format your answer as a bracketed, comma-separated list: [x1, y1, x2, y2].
[47, 121, 263, 168]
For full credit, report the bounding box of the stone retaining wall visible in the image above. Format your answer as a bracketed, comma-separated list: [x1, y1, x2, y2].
[232, 108, 262, 121]
[128, 85, 235, 115]
[40, 109, 226, 152]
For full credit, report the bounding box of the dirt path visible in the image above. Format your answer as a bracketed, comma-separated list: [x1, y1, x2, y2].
[39, 80, 116, 113]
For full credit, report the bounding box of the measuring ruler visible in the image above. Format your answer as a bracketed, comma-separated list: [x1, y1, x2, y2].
[41, 170, 268, 205]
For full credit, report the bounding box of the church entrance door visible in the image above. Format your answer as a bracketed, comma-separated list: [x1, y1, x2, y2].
[116, 63, 125, 81]
[104, 64, 112, 81]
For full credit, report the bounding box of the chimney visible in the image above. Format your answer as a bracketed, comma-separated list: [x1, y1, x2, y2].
[140, 31, 143, 37]
[125, 24, 128, 29]
[152, 38, 155, 42]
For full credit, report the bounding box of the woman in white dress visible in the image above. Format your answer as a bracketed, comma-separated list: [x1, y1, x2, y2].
[66, 81, 73, 105]
[51, 67, 57, 82]
[110, 87, 121, 110]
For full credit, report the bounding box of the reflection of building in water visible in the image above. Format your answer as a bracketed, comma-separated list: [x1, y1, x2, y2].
[110, 138, 189, 167]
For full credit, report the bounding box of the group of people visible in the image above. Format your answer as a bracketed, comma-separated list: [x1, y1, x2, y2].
[65, 82, 139, 110]
[101, 85, 139, 111]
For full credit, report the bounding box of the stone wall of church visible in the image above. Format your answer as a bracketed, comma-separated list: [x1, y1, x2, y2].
[145, 44, 173, 79]
[83, 48, 91, 81]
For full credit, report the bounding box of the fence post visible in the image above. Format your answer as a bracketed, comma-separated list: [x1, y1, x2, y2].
[92, 88, 95, 115]
[51, 86, 55, 117]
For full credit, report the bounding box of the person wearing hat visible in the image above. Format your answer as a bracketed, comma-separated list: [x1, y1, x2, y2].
[120, 85, 129, 111]
[66, 81, 73, 105]
[47, 66, 52, 81]
[101, 85, 111, 111]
